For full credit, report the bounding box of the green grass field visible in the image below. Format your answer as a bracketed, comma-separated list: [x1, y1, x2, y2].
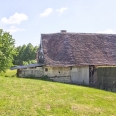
[0, 70, 116, 116]
[0, 69, 16, 77]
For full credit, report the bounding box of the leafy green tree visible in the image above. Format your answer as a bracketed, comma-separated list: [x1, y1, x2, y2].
[22, 60, 37, 65]
[32, 46, 38, 60]
[23, 61, 28, 65]
[0, 29, 16, 72]
[19, 44, 26, 64]
[13, 46, 22, 64]
[13, 43, 38, 65]
[23, 43, 33, 62]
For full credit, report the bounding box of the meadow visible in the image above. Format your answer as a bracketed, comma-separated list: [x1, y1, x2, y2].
[0, 70, 116, 116]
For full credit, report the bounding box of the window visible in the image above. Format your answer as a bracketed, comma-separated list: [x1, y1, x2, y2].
[45, 68, 48, 72]
[70, 66, 72, 70]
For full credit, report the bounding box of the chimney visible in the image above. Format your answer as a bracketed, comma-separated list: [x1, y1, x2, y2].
[61, 30, 67, 33]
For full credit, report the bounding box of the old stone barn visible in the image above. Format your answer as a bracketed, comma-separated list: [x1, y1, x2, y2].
[11, 30, 116, 87]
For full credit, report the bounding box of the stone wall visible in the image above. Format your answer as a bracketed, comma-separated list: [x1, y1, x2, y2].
[19, 67, 44, 77]
[44, 67, 71, 83]
[18, 66, 90, 84]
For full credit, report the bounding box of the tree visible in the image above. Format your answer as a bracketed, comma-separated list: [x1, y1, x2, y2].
[13, 43, 38, 65]
[0, 29, 16, 72]
[13, 44, 26, 65]
[13, 46, 22, 64]
[23, 43, 33, 62]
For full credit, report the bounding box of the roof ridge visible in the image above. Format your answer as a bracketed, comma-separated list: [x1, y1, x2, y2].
[41, 32, 116, 35]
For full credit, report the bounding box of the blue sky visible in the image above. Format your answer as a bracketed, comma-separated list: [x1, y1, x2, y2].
[0, 0, 116, 46]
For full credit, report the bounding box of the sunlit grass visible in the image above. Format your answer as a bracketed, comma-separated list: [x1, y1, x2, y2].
[0, 74, 116, 116]
[0, 69, 16, 77]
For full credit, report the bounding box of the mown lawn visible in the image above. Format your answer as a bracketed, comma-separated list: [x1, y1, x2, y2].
[0, 69, 16, 77]
[0, 70, 116, 116]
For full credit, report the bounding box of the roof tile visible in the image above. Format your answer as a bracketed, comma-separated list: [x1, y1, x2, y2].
[41, 33, 116, 66]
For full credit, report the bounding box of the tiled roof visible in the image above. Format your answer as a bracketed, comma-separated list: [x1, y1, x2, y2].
[41, 32, 116, 66]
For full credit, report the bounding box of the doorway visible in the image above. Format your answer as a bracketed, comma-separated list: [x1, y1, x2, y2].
[89, 65, 95, 84]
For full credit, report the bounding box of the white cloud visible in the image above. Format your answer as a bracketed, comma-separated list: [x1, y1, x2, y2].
[1, 12, 28, 25]
[56, 7, 68, 14]
[6, 26, 25, 34]
[98, 29, 115, 34]
[39, 8, 53, 17]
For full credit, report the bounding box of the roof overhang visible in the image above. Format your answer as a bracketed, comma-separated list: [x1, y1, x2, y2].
[10, 63, 44, 70]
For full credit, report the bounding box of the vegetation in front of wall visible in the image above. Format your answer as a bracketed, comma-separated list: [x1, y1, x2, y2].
[19, 74, 52, 81]
[96, 67, 116, 91]
[39, 75, 51, 81]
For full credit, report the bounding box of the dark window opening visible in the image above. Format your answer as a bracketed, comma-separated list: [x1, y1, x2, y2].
[45, 68, 48, 72]
[70, 66, 72, 70]
[89, 65, 95, 84]
[59, 71, 60, 73]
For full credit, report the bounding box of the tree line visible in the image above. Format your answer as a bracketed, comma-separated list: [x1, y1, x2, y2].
[13, 43, 38, 65]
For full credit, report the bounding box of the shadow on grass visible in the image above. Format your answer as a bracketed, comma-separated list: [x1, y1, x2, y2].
[18, 75, 53, 82]
[16, 76, 116, 93]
